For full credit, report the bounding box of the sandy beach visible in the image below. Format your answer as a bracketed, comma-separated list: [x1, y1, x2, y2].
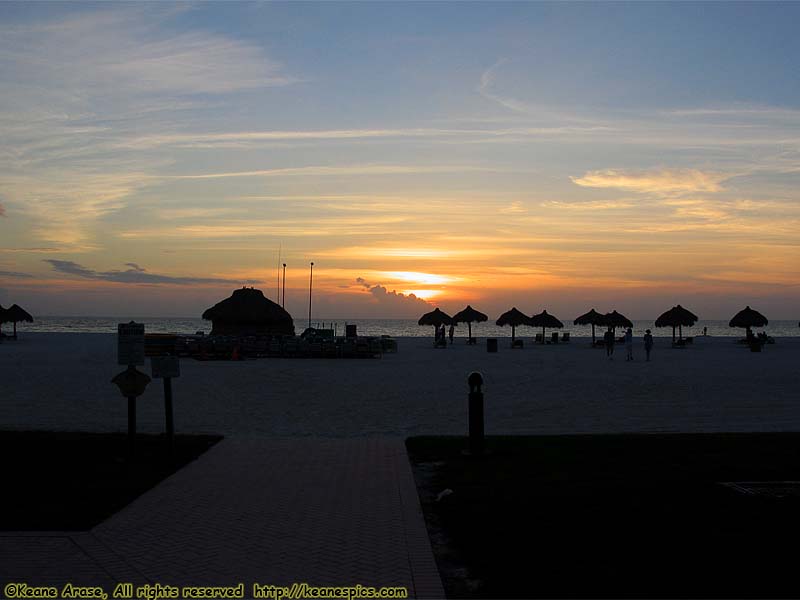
[2, 332, 798, 437]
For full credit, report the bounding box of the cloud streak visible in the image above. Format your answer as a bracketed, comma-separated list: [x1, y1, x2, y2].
[0, 270, 32, 278]
[168, 164, 508, 180]
[571, 168, 732, 195]
[44, 260, 256, 286]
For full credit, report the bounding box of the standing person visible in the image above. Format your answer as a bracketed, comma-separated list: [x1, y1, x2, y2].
[604, 327, 615, 360]
[703, 326, 708, 336]
[644, 329, 654, 362]
[448, 323, 455, 344]
[625, 327, 634, 361]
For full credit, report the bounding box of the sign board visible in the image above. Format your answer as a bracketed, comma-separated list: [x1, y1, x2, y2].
[151, 356, 180, 379]
[118, 321, 145, 366]
[111, 367, 151, 398]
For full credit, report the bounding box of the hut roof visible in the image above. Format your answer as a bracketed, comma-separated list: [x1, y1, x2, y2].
[655, 305, 698, 328]
[202, 287, 292, 324]
[452, 305, 488, 324]
[1, 304, 33, 324]
[574, 308, 603, 326]
[496, 307, 533, 328]
[602, 310, 633, 329]
[530, 310, 564, 329]
[729, 305, 768, 329]
[418, 307, 452, 327]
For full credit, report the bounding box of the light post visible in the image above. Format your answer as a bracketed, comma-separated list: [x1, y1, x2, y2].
[308, 261, 314, 328]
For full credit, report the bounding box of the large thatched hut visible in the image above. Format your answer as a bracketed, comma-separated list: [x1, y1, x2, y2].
[202, 287, 295, 337]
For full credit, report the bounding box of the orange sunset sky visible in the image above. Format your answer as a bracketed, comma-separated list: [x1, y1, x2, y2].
[1, 3, 798, 320]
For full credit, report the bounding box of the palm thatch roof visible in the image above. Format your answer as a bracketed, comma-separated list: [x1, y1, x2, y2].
[729, 306, 768, 330]
[574, 308, 604, 326]
[530, 310, 563, 343]
[452, 305, 488, 339]
[496, 307, 532, 342]
[655, 305, 698, 342]
[496, 307, 533, 328]
[602, 310, 633, 329]
[202, 287, 294, 336]
[656, 304, 697, 327]
[574, 308, 604, 344]
[655, 305, 698, 328]
[3, 304, 33, 323]
[418, 307, 452, 327]
[452, 305, 488, 324]
[530, 310, 564, 329]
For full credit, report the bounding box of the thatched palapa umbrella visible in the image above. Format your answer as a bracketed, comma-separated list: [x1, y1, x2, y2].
[202, 287, 295, 336]
[1, 304, 33, 339]
[602, 310, 633, 332]
[496, 307, 533, 343]
[530, 310, 564, 343]
[574, 308, 604, 345]
[729, 306, 768, 337]
[452, 305, 488, 340]
[655, 305, 698, 343]
[418, 308, 452, 340]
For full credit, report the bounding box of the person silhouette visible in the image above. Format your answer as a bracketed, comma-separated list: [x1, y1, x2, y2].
[604, 327, 615, 359]
[448, 323, 455, 344]
[625, 327, 633, 361]
[644, 329, 653, 361]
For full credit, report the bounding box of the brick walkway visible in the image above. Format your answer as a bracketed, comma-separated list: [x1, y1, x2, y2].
[0, 438, 444, 599]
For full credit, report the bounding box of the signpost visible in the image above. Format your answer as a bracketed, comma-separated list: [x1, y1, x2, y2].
[117, 322, 145, 366]
[466, 371, 485, 457]
[151, 356, 180, 454]
[112, 322, 149, 458]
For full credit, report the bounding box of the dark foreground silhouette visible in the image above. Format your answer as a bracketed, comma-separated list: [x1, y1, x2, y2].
[408, 433, 800, 598]
[0, 431, 221, 530]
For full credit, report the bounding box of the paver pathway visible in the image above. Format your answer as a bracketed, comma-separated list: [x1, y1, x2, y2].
[0, 438, 444, 599]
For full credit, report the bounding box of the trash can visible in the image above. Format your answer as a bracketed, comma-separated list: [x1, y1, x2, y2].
[487, 338, 498, 353]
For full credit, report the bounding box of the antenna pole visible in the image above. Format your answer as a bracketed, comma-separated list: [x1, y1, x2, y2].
[282, 263, 287, 308]
[308, 262, 314, 328]
[276, 245, 281, 303]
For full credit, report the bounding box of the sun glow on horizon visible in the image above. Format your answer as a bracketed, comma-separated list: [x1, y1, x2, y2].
[383, 271, 457, 285]
[401, 289, 443, 301]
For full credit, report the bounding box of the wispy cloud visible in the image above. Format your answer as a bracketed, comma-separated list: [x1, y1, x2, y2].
[478, 59, 532, 114]
[542, 200, 635, 210]
[499, 201, 526, 214]
[0, 270, 32, 278]
[168, 164, 507, 180]
[44, 260, 256, 286]
[0, 6, 298, 248]
[476, 59, 600, 125]
[571, 168, 732, 195]
[0, 8, 295, 97]
[124, 126, 615, 149]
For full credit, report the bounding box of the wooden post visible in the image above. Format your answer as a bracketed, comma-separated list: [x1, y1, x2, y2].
[128, 396, 136, 459]
[164, 377, 174, 454]
[467, 372, 485, 456]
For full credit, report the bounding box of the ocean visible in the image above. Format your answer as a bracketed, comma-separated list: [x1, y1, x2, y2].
[14, 316, 800, 337]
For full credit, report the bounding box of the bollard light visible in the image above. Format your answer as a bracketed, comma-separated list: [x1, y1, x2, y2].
[467, 371, 485, 456]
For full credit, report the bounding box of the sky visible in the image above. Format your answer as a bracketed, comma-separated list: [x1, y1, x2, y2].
[1, 1, 799, 320]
